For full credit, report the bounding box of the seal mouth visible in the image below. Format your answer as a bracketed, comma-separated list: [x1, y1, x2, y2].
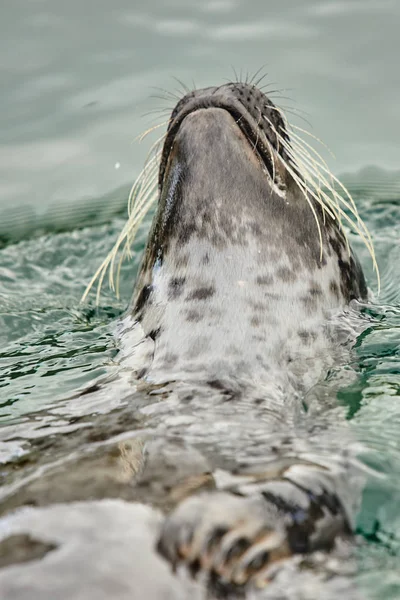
[159, 83, 291, 189]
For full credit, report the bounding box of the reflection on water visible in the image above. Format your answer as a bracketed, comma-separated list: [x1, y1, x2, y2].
[0, 0, 399, 598]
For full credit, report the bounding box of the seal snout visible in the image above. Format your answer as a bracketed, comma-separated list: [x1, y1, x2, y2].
[159, 83, 291, 189]
[175, 107, 268, 175]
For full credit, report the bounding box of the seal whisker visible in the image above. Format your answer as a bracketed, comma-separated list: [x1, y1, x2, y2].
[128, 166, 158, 228]
[270, 102, 311, 117]
[272, 104, 313, 128]
[213, 84, 229, 96]
[230, 65, 239, 84]
[263, 134, 276, 183]
[288, 124, 335, 159]
[150, 86, 182, 102]
[268, 103, 314, 135]
[253, 107, 264, 157]
[260, 87, 295, 96]
[248, 65, 268, 87]
[282, 141, 352, 236]
[289, 139, 342, 227]
[288, 137, 339, 233]
[290, 137, 345, 223]
[259, 88, 291, 99]
[264, 112, 352, 259]
[262, 112, 335, 221]
[287, 133, 338, 210]
[291, 139, 329, 224]
[284, 138, 378, 278]
[288, 130, 343, 235]
[289, 136, 375, 250]
[262, 93, 298, 106]
[127, 159, 158, 223]
[141, 107, 173, 119]
[81, 146, 161, 303]
[126, 163, 159, 230]
[171, 76, 191, 96]
[110, 181, 158, 297]
[129, 137, 164, 213]
[265, 128, 325, 252]
[260, 110, 377, 277]
[136, 121, 169, 143]
[278, 159, 325, 258]
[289, 132, 365, 234]
[280, 110, 313, 130]
[147, 94, 176, 105]
[124, 186, 157, 258]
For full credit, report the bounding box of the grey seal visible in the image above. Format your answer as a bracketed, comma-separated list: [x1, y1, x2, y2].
[114, 82, 372, 590]
[80, 81, 376, 593]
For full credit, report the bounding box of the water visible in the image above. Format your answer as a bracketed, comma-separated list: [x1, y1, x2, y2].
[0, 1, 399, 598]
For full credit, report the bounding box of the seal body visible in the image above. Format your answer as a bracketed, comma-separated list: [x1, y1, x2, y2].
[125, 83, 368, 589]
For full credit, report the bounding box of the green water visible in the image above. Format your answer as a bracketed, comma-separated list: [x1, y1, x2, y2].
[1, 0, 399, 597]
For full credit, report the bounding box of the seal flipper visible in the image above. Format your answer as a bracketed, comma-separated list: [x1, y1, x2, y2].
[156, 464, 352, 589]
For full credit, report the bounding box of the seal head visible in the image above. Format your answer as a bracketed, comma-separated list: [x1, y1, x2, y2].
[131, 83, 367, 387]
